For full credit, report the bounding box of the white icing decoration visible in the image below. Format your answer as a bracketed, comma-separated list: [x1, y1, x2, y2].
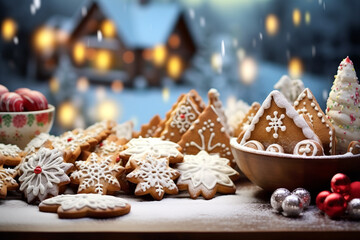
[24, 133, 51, 154]
[240, 90, 320, 145]
[121, 137, 181, 159]
[293, 140, 320, 156]
[265, 111, 286, 139]
[19, 148, 72, 203]
[176, 151, 238, 190]
[243, 140, 264, 151]
[127, 154, 179, 197]
[0, 143, 22, 158]
[0, 167, 17, 192]
[96, 140, 122, 158]
[170, 105, 196, 133]
[266, 144, 284, 153]
[71, 153, 122, 194]
[113, 121, 133, 140]
[40, 194, 128, 211]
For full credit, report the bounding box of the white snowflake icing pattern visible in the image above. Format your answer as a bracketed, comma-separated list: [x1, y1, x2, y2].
[19, 148, 72, 202]
[40, 194, 128, 211]
[127, 154, 179, 197]
[96, 140, 122, 158]
[265, 111, 286, 138]
[177, 151, 238, 190]
[0, 143, 22, 158]
[24, 133, 51, 154]
[0, 167, 17, 193]
[121, 137, 181, 159]
[71, 153, 123, 194]
[170, 105, 196, 133]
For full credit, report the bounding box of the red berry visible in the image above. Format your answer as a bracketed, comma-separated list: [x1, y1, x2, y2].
[316, 190, 331, 212]
[0, 92, 24, 112]
[34, 166, 42, 174]
[324, 193, 347, 219]
[116, 156, 121, 163]
[349, 181, 360, 201]
[180, 113, 185, 119]
[67, 138, 72, 142]
[331, 173, 351, 195]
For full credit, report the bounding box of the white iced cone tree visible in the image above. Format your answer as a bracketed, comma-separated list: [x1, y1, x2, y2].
[326, 57, 360, 154]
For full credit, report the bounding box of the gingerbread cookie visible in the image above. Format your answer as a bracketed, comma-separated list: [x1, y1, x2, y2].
[85, 120, 114, 143]
[176, 151, 239, 200]
[347, 141, 360, 155]
[70, 153, 124, 194]
[120, 137, 183, 165]
[178, 105, 234, 166]
[0, 143, 23, 166]
[243, 140, 265, 151]
[112, 120, 134, 142]
[208, 88, 231, 135]
[137, 115, 162, 138]
[159, 90, 204, 142]
[266, 144, 284, 153]
[0, 165, 18, 198]
[126, 153, 180, 200]
[94, 136, 124, 163]
[18, 148, 73, 203]
[293, 140, 324, 156]
[39, 194, 131, 219]
[294, 88, 336, 155]
[235, 102, 261, 138]
[239, 90, 320, 154]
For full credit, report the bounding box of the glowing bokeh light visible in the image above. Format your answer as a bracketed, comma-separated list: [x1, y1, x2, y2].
[73, 42, 86, 64]
[211, 53, 223, 73]
[237, 48, 246, 61]
[1, 18, 17, 41]
[95, 50, 112, 71]
[101, 19, 116, 38]
[265, 14, 279, 36]
[162, 87, 170, 103]
[305, 11, 311, 25]
[167, 55, 182, 79]
[293, 9, 301, 27]
[168, 34, 180, 49]
[34, 27, 56, 52]
[123, 51, 135, 64]
[97, 100, 118, 121]
[239, 57, 258, 85]
[153, 45, 167, 66]
[96, 86, 106, 100]
[58, 102, 77, 128]
[77, 77, 89, 92]
[288, 57, 304, 78]
[142, 49, 153, 61]
[49, 77, 59, 94]
[111, 80, 124, 93]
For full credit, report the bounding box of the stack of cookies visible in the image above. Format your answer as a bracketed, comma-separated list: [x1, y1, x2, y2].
[1, 88, 242, 218]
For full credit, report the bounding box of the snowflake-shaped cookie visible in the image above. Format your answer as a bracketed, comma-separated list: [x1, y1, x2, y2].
[0, 166, 18, 198]
[39, 194, 131, 218]
[19, 148, 72, 203]
[120, 137, 183, 164]
[176, 151, 239, 199]
[170, 105, 196, 133]
[126, 153, 180, 200]
[71, 153, 124, 194]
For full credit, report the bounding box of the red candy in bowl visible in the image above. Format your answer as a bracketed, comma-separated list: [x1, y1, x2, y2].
[0, 86, 54, 149]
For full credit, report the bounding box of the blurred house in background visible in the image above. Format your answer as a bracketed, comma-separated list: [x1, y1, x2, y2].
[68, 0, 198, 87]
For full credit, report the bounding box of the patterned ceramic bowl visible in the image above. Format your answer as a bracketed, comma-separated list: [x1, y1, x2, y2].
[0, 105, 55, 149]
[230, 138, 360, 192]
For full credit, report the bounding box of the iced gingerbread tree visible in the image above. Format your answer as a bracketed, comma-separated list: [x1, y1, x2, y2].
[326, 57, 360, 154]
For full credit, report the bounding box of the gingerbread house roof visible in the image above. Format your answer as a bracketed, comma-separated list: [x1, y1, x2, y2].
[240, 90, 320, 153]
[294, 88, 335, 155]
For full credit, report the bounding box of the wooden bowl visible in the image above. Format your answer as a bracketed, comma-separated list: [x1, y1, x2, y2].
[230, 138, 360, 192]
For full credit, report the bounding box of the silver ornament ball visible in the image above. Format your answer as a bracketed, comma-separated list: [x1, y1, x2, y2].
[347, 198, 360, 220]
[282, 194, 304, 217]
[292, 188, 311, 209]
[271, 188, 291, 212]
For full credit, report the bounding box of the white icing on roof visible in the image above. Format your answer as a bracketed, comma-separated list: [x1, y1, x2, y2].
[240, 90, 320, 145]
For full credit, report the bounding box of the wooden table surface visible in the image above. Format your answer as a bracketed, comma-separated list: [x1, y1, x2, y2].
[1, 178, 359, 240]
